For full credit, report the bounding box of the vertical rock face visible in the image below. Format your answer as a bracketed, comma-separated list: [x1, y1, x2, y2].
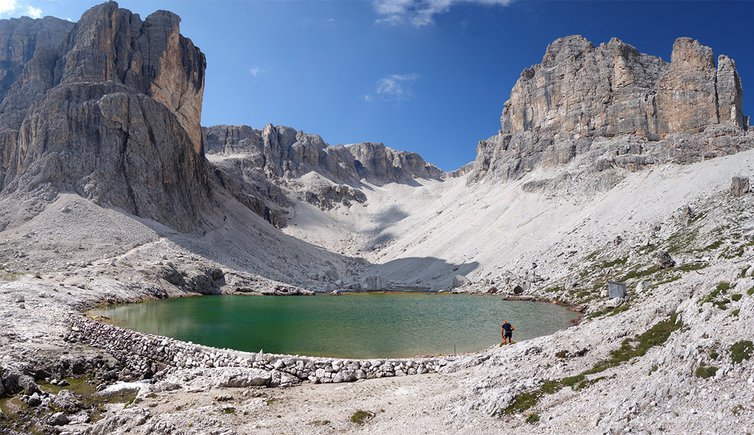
[656, 37, 718, 135]
[474, 35, 750, 182]
[716, 55, 745, 129]
[0, 1, 208, 231]
[499, 36, 666, 141]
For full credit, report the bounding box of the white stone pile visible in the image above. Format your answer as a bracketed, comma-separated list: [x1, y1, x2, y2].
[66, 316, 451, 386]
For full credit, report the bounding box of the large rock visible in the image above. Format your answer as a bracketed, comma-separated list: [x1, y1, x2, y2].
[52, 389, 82, 413]
[47, 411, 69, 426]
[731, 176, 750, 197]
[217, 368, 272, 387]
[473, 36, 751, 183]
[0, 2, 209, 231]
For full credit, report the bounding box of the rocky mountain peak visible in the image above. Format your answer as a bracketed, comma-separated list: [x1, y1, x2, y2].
[541, 35, 594, 66]
[204, 124, 443, 185]
[474, 35, 751, 184]
[0, 1, 209, 231]
[670, 37, 714, 69]
[62, 2, 206, 153]
[204, 123, 445, 227]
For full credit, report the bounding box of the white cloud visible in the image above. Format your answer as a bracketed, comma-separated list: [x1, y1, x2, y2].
[373, 0, 512, 26]
[25, 5, 41, 18]
[249, 67, 266, 77]
[0, 0, 17, 15]
[364, 73, 420, 103]
[0, 1, 43, 19]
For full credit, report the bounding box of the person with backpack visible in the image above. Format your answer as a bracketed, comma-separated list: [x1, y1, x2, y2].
[501, 320, 515, 345]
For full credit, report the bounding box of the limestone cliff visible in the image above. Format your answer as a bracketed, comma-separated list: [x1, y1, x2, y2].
[204, 124, 444, 226]
[0, 2, 208, 231]
[473, 36, 751, 182]
[203, 124, 444, 184]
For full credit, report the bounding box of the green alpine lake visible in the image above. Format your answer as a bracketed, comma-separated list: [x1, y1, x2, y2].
[91, 293, 579, 358]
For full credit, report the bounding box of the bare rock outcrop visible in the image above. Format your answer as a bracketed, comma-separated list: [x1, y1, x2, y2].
[204, 124, 444, 185]
[0, 2, 208, 231]
[473, 35, 751, 183]
[204, 123, 443, 225]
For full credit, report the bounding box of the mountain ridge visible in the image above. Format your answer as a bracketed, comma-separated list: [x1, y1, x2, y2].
[472, 35, 752, 184]
[1, 4, 754, 434]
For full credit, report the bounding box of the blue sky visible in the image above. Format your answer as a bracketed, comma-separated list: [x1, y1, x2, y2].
[2, 1, 754, 170]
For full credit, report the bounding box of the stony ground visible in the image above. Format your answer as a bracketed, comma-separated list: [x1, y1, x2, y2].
[2, 255, 753, 434]
[2, 153, 754, 434]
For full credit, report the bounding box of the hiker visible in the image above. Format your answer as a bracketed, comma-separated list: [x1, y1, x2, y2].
[501, 320, 515, 345]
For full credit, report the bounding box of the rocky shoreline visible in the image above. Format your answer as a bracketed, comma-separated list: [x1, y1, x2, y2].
[67, 315, 453, 387]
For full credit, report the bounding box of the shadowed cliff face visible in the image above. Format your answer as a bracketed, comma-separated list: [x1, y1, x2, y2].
[0, 1, 208, 231]
[473, 35, 751, 182]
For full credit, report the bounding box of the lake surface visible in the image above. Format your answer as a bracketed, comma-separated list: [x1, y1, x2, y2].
[91, 293, 578, 358]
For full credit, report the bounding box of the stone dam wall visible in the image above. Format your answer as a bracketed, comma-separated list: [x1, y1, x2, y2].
[66, 316, 453, 387]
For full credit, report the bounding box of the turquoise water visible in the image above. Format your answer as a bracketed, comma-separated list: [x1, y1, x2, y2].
[91, 293, 578, 358]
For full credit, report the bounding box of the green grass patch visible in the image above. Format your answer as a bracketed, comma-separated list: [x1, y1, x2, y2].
[731, 309, 740, 317]
[699, 282, 733, 307]
[504, 313, 682, 415]
[730, 341, 753, 365]
[694, 365, 718, 379]
[599, 257, 628, 269]
[713, 299, 731, 310]
[748, 286, 754, 296]
[607, 303, 632, 317]
[721, 245, 746, 259]
[39, 376, 96, 397]
[709, 350, 720, 361]
[37, 376, 136, 423]
[584, 251, 600, 262]
[0, 396, 30, 430]
[667, 227, 700, 254]
[526, 413, 540, 424]
[505, 390, 541, 415]
[309, 420, 331, 426]
[350, 410, 375, 425]
[717, 281, 732, 292]
[676, 262, 708, 272]
[586, 313, 682, 374]
[0, 271, 20, 281]
[655, 274, 682, 285]
[222, 407, 236, 414]
[621, 266, 662, 282]
[739, 266, 750, 278]
[543, 285, 564, 294]
[731, 294, 742, 302]
[586, 302, 631, 320]
[699, 240, 724, 251]
[648, 364, 658, 375]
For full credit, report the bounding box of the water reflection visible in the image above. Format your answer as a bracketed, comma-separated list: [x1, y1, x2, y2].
[92, 293, 578, 358]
